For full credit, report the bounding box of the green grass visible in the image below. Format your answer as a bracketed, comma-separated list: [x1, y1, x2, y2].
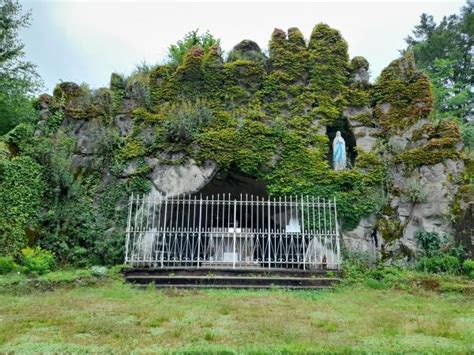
[0, 278, 473, 353]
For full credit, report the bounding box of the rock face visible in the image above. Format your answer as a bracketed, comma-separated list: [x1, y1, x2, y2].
[390, 159, 464, 249]
[342, 215, 378, 253]
[148, 158, 217, 197]
[344, 107, 378, 153]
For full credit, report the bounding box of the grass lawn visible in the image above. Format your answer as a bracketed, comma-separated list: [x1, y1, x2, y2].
[0, 276, 473, 354]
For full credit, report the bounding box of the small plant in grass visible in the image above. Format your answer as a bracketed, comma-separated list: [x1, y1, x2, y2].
[90, 266, 108, 277]
[20, 247, 55, 275]
[0, 256, 17, 274]
[341, 250, 374, 281]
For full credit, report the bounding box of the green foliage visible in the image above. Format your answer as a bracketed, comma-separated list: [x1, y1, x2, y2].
[373, 52, 433, 133]
[227, 40, 268, 66]
[417, 255, 462, 274]
[90, 265, 108, 277]
[308, 24, 350, 125]
[463, 259, 474, 279]
[395, 116, 461, 170]
[460, 120, 474, 151]
[0, 0, 42, 135]
[0, 155, 44, 256]
[21, 247, 55, 275]
[415, 230, 465, 274]
[0, 256, 17, 274]
[162, 99, 214, 143]
[167, 29, 220, 66]
[404, 180, 428, 204]
[52, 83, 115, 121]
[405, 3, 473, 122]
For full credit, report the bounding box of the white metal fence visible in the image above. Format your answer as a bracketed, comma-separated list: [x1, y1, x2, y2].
[125, 193, 341, 270]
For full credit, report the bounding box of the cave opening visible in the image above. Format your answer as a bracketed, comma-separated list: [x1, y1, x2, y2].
[189, 170, 273, 232]
[326, 119, 357, 168]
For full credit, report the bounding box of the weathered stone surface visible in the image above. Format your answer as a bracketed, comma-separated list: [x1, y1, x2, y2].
[148, 159, 217, 197]
[121, 159, 140, 178]
[390, 159, 464, 248]
[342, 214, 377, 253]
[74, 121, 105, 155]
[380, 103, 391, 114]
[388, 135, 409, 153]
[353, 126, 378, 152]
[115, 114, 132, 136]
[350, 56, 370, 84]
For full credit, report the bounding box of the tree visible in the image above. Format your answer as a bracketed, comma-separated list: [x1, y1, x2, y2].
[167, 29, 220, 66]
[0, 0, 42, 135]
[405, 1, 473, 123]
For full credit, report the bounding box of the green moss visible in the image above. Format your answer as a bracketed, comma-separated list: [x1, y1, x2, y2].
[308, 24, 350, 125]
[396, 120, 462, 169]
[377, 218, 403, 242]
[373, 52, 433, 133]
[195, 127, 237, 168]
[118, 138, 147, 160]
[234, 120, 275, 177]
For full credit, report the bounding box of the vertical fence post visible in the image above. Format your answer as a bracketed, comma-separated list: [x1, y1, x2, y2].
[334, 196, 340, 270]
[197, 195, 203, 268]
[267, 197, 271, 269]
[125, 192, 133, 263]
[233, 198, 237, 269]
[161, 196, 168, 268]
[301, 195, 306, 270]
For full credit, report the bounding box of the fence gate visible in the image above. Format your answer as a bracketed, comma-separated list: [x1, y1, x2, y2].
[125, 193, 341, 270]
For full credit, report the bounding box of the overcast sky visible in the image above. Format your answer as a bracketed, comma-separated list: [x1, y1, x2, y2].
[21, 0, 465, 93]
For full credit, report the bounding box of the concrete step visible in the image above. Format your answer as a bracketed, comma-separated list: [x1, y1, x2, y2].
[124, 267, 340, 278]
[135, 284, 330, 290]
[124, 271, 340, 289]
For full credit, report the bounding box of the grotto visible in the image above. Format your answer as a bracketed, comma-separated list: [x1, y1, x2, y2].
[1, 23, 469, 268]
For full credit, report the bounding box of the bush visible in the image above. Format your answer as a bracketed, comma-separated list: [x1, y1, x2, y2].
[168, 29, 220, 65]
[417, 255, 462, 274]
[21, 247, 55, 275]
[415, 231, 465, 275]
[341, 250, 374, 281]
[463, 259, 474, 279]
[0, 256, 17, 274]
[90, 265, 108, 277]
[163, 99, 213, 143]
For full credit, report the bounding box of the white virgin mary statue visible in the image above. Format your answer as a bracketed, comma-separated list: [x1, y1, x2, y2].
[333, 131, 346, 171]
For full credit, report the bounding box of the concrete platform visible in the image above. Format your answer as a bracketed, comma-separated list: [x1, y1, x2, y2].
[124, 268, 341, 289]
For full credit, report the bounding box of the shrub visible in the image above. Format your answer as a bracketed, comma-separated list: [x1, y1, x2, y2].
[90, 265, 108, 277]
[415, 231, 462, 258]
[417, 255, 462, 274]
[21, 247, 55, 275]
[168, 29, 220, 65]
[341, 250, 374, 281]
[404, 180, 428, 204]
[0, 256, 17, 274]
[163, 99, 213, 143]
[463, 259, 474, 279]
